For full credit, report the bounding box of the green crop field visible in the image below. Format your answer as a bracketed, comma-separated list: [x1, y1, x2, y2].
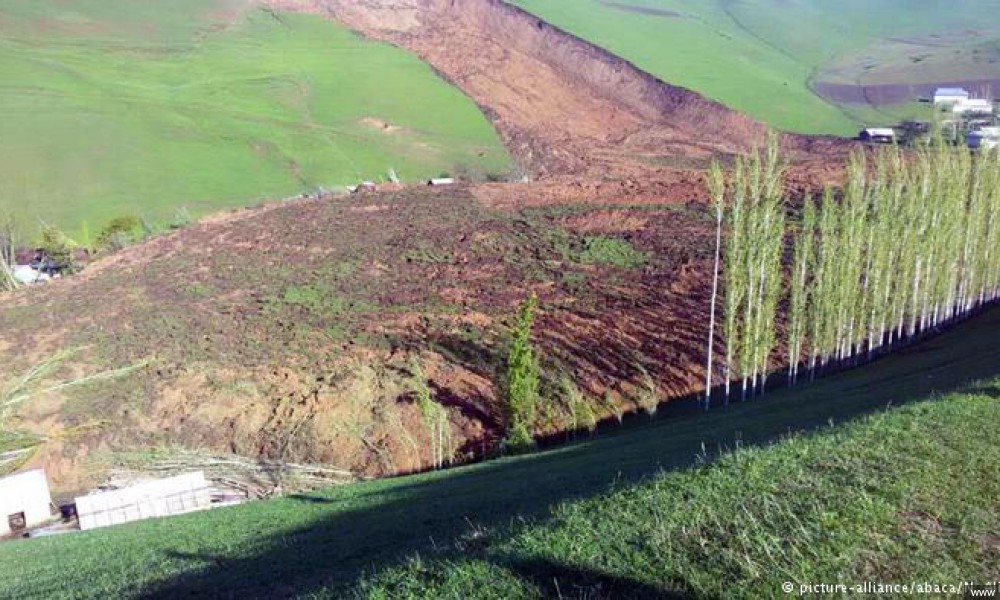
[3, 301, 1000, 598]
[0, 0, 510, 239]
[511, 0, 1000, 135]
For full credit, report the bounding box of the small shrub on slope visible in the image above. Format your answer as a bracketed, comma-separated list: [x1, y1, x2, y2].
[501, 294, 540, 453]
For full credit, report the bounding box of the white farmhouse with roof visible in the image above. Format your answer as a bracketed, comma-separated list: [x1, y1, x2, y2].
[0, 469, 53, 537]
[934, 87, 970, 105]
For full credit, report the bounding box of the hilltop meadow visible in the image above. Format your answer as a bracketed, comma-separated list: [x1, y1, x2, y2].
[511, 0, 1000, 134]
[0, 0, 510, 239]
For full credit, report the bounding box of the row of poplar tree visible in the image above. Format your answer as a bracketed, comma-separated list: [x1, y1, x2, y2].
[705, 137, 1000, 407]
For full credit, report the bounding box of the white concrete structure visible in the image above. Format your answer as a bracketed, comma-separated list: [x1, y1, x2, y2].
[952, 98, 994, 115]
[0, 470, 53, 537]
[934, 87, 970, 105]
[967, 127, 1000, 151]
[76, 471, 212, 531]
[860, 128, 895, 143]
[427, 178, 455, 186]
[12, 265, 50, 285]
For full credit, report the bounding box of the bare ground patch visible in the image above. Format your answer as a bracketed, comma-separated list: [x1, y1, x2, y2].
[0, 181, 727, 491]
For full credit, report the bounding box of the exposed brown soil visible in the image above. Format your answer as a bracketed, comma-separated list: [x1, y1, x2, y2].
[358, 117, 404, 134]
[1, 185, 723, 491]
[0, 0, 858, 492]
[266, 0, 851, 178]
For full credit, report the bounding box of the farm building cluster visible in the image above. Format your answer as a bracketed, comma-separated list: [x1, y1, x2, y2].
[860, 87, 999, 150]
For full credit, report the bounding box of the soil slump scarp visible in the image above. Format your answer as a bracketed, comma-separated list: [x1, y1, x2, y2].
[266, 0, 849, 177]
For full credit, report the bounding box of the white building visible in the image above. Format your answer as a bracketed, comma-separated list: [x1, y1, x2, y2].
[934, 87, 970, 105]
[0, 470, 53, 537]
[967, 127, 1000, 151]
[952, 98, 994, 115]
[860, 128, 895, 143]
[75, 471, 212, 531]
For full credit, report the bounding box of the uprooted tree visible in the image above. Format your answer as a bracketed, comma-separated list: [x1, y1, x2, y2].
[1, 349, 144, 474]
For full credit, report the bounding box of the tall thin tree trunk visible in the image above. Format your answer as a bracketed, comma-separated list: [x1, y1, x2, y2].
[704, 200, 723, 411]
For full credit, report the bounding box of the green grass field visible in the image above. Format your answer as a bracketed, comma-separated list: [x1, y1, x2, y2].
[367, 394, 999, 598]
[3, 299, 1000, 598]
[0, 0, 510, 239]
[510, 0, 1000, 135]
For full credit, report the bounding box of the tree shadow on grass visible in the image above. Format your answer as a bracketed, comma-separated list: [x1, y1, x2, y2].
[500, 558, 688, 599]
[133, 306, 1000, 598]
[960, 385, 1000, 400]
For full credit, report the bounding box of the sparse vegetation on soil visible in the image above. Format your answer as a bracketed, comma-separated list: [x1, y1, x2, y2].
[2, 302, 1000, 597]
[0, 184, 718, 491]
[1, 3, 997, 598]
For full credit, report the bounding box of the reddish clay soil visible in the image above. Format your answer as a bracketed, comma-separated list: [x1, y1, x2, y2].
[1, 0, 858, 491]
[1, 186, 723, 490]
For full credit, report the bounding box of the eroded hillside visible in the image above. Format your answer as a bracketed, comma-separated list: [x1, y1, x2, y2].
[0, 0, 854, 493]
[1, 183, 719, 491]
[266, 0, 847, 177]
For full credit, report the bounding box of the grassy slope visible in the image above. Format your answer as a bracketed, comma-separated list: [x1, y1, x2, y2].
[0, 0, 509, 239]
[2, 301, 1000, 598]
[509, 0, 1000, 134]
[368, 395, 1000, 599]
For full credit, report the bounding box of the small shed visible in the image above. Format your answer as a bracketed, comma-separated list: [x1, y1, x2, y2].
[860, 128, 895, 143]
[75, 471, 212, 531]
[934, 87, 970, 105]
[0, 470, 53, 537]
[427, 178, 455, 186]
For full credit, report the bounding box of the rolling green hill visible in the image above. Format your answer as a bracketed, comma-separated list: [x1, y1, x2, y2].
[2, 301, 1000, 597]
[0, 0, 510, 239]
[510, 0, 1000, 135]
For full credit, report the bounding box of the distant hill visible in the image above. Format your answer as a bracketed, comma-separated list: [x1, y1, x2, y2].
[0, 0, 510, 239]
[510, 0, 1000, 134]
